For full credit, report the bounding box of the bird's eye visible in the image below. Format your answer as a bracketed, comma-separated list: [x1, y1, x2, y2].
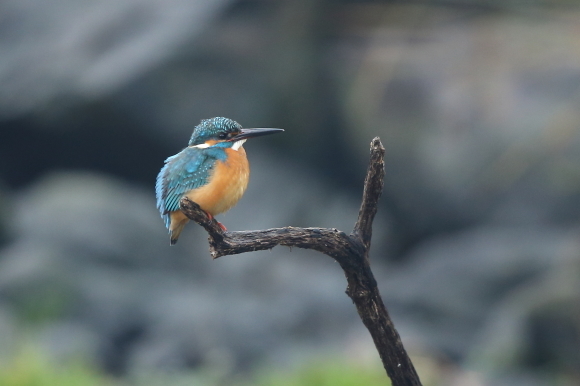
[218, 132, 228, 139]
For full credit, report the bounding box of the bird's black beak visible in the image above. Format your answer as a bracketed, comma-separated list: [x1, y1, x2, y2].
[232, 128, 284, 141]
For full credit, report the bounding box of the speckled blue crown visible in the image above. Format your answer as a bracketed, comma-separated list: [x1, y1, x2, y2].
[188, 117, 242, 146]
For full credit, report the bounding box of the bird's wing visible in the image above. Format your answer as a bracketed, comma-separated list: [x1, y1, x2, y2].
[155, 147, 217, 228]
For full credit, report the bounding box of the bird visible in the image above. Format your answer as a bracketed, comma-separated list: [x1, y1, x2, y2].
[156, 117, 283, 245]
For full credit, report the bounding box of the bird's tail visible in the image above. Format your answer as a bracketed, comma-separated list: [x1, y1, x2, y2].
[169, 218, 189, 245]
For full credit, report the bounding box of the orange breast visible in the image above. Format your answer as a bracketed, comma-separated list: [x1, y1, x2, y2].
[185, 146, 250, 215]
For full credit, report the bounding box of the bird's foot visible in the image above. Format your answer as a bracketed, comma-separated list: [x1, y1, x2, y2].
[204, 211, 227, 232]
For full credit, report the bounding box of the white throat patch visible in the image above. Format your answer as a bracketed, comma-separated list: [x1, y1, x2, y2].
[231, 139, 246, 151]
[190, 139, 246, 151]
[191, 143, 210, 149]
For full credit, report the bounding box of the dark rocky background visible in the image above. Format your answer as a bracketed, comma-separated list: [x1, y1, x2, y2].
[1, 0, 580, 385]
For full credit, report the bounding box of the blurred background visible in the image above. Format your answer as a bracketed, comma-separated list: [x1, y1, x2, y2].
[1, 0, 580, 385]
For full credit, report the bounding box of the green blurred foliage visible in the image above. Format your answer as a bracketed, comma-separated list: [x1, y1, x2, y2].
[0, 342, 391, 386]
[245, 358, 390, 386]
[0, 346, 114, 386]
[13, 284, 73, 324]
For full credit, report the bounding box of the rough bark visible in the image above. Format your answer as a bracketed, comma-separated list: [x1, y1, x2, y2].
[180, 137, 422, 386]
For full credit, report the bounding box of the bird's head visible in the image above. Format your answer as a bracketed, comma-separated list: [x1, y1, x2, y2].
[188, 117, 282, 149]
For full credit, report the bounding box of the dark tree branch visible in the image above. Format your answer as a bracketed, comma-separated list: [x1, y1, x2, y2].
[353, 138, 385, 253]
[180, 137, 422, 386]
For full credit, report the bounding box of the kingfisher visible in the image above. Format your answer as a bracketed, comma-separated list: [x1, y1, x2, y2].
[156, 117, 283, 245]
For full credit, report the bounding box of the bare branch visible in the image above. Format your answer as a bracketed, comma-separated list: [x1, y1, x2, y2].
[179, 137, 422, 386]
[181, 198, 363, 261]
[352, 137, 385, 254]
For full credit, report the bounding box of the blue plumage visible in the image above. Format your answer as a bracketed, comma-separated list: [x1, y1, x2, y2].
[155, 147, 226, 229]
[189, 117, 243, 146]
[156, 117, 241, 230]
[156, 117, 283, 244]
